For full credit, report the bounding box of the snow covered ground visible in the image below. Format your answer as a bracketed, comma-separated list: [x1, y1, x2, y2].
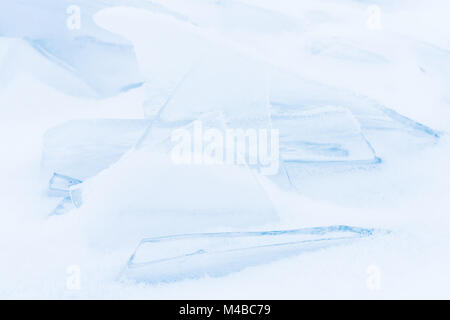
[1, 0, 450, 299]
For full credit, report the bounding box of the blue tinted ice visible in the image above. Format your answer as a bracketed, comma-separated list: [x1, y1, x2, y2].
[0, 0, 151, 97]
[42, 119, 148, 180]
[121, 226, 378, 283]
[48, 172, 82, 197]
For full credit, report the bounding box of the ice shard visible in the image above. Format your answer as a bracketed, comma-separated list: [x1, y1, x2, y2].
[158, 50, 271, 131]
[48, 173, 82, 198]
[120, 225, 378, 283]
[0, 0, 151, 97]
[42, 119, 148, 180]
[272, 106, 378, 163]
[269, 69, 439, 140]
[94, 7, 273, 130]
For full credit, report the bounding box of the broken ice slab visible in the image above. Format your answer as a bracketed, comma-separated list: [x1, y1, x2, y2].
[50, 187, 83, 216]
[146, 47, 272, 131]
[120, 225, 376, 283]
[95, 7, 272, 130]
[272, 106, 377, 163]
[305, 39, 388, 64]
[157, 49, 271, 130]
[41, 119, 148, 180]
[48, 173, 82, 198]
[269, 69, 439, 140]
[0, 1, 154, 98]
[48, 173, 83, 215]
[141, 0, 299, 35]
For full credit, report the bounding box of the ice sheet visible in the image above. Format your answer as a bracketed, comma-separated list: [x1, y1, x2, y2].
[272, 106, 377, 162]
[0, 0, 149, 97]
[121, 225, 378, 283]
[42, 119, 148, 180]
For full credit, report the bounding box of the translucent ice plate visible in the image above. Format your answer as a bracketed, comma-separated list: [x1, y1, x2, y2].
[121, 225, 380, 283]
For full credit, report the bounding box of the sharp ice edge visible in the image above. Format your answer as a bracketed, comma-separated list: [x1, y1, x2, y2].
[120, 225, 383, 283]
[48, 173, 82, 216]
